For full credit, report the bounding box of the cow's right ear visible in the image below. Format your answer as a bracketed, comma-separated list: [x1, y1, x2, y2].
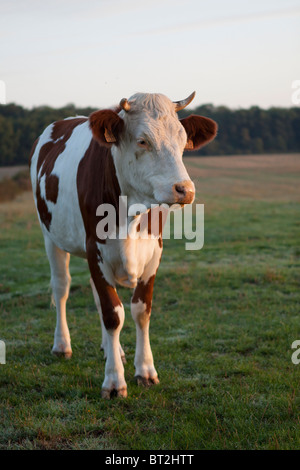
[89, 110, 124, 147]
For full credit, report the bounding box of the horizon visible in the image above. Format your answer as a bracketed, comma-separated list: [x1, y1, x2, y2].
[1, 99, 299, 112]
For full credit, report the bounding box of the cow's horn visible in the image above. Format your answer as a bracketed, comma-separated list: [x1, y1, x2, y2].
[120, 98, 131, 112]
[174, 91, 196, 112]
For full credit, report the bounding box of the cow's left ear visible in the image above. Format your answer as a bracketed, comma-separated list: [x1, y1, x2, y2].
[180, 115, 218, 151]
[89, 110, 124, 147]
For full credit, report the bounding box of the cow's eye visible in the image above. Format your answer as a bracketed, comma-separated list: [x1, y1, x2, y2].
[137, 139, 149, 149]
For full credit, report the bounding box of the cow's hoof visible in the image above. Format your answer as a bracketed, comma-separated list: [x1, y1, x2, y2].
[101, 387, 128, 399]
[135, 375, 160, 387]
[51, 349, 72, 360]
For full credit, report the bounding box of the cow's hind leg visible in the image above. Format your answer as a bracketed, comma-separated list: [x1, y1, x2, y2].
[44, 235, 72, 359]
[90, 278, 126, 364]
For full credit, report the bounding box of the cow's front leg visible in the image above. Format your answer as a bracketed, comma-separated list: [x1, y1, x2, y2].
[90, 278, 126, 364]
[101, 302, 127, 399]
[131, 275, 159, 386]
[94, 282, 127, 399]
[88, 244, 127, 399]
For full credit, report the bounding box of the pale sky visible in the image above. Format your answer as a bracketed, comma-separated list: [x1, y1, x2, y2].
[1, 0, 300, 109]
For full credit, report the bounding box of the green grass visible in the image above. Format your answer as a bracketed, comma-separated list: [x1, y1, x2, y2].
[0, 155, 300, 450]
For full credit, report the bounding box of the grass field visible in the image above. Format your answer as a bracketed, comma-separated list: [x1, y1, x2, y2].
[0, 154, 299, 450]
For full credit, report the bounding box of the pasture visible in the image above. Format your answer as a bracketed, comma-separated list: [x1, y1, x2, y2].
[0, 154, 299, 450]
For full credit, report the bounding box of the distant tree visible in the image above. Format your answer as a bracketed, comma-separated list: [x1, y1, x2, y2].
[0, 102, 299, 166]
[179, 104, 300, 157]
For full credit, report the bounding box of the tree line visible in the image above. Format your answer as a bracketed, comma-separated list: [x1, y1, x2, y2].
[0, 102, 299, 166]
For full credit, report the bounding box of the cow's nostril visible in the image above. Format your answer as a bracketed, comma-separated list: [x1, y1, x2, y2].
[175, 184, 186, 195]
[172, 180, 195, 204]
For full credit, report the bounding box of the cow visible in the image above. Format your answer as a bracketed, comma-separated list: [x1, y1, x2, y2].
[29, 91, 217, 398]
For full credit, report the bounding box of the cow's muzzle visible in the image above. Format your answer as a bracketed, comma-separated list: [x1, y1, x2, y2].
[172, 180, 195, 204]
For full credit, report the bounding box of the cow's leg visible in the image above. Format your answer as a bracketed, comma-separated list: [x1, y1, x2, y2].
[90, 278, 126, 364]
[44, 235, 72, 359]
[131, 273, 159, 386]
[87, 243, 127, 399]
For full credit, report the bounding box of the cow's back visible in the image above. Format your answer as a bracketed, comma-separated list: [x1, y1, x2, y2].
[30, 117, 92, 257]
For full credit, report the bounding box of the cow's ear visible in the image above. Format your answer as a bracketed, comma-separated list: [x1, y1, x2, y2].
[89, 110, 124, 147]
[180, 115, 217, 151]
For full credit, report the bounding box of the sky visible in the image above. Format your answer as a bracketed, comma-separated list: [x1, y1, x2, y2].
[1, 0, 300, 110]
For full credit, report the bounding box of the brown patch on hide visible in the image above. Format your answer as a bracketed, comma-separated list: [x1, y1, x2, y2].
[45, 174, 59, 203]
[35, 117, 87, 230]
[131, 275, 156, 315]
[158, 234, 163, 249]
[37, 118, 87, 176]
[36, 182, 52, 231]
[76, 138, 121, 243]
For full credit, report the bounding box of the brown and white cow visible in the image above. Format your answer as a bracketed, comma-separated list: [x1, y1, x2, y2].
[29, 91, 217, 398]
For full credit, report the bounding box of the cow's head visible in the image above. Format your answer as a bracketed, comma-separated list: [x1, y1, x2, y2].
[89, 92, 217, 208]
